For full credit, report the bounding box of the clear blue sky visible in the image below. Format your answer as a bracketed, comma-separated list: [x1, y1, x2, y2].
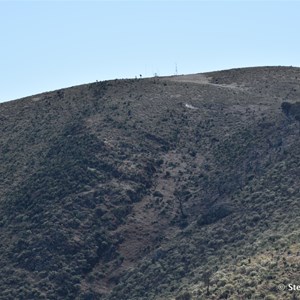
[0, 1, 299, 102]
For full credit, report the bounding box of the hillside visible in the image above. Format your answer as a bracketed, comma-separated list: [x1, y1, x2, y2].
[1, 66, 300, 299]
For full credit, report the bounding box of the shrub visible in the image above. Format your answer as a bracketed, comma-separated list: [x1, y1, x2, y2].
[175, 291, 192, 300]
[264, 294, 277, 300]
[197, 203, 233, 226]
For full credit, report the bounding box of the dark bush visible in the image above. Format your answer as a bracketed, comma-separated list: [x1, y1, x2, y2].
[281, 101, 300, 120]
[281, 102, 292, 115]
[197, 203, 233, 226]
[175, 291, 192, 300]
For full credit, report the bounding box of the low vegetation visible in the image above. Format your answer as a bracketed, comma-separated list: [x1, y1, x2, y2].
[1, 66, 300, 299]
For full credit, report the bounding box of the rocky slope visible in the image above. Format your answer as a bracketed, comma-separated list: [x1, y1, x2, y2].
[1, 66, 300, 299]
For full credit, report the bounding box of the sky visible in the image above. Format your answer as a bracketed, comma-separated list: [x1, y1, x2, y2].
[0, 1, 300, 102]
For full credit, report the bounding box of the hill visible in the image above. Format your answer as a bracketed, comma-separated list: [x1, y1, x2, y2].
[1, 66, 300, 299]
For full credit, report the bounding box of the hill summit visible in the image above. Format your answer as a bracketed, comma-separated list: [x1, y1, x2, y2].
[1, 66, 300, 299]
